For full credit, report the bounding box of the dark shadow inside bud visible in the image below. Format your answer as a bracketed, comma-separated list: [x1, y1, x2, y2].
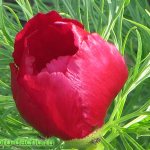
[26, 22, 78, 73]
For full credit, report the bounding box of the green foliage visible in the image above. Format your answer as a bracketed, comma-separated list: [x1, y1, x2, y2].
[0, 0, 150, 149]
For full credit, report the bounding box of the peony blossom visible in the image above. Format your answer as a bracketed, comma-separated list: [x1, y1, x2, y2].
[10, 11, 128, 140]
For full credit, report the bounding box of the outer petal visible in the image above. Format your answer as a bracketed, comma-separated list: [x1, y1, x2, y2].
[66, 33, 128, 127]
[10, 63, 92, 139]
[10, 63, 66, 138]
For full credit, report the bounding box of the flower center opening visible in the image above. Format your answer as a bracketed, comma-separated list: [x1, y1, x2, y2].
[26, 23, 78, 73]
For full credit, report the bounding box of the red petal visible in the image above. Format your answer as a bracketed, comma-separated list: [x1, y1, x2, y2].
[11, 63, 92, 139]
[66, 33, 128, 126]
[13, 11, 85, 70]
[13, 11, 62, 67]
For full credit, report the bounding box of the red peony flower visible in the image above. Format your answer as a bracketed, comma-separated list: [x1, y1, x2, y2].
[10, 11, 128, 140]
